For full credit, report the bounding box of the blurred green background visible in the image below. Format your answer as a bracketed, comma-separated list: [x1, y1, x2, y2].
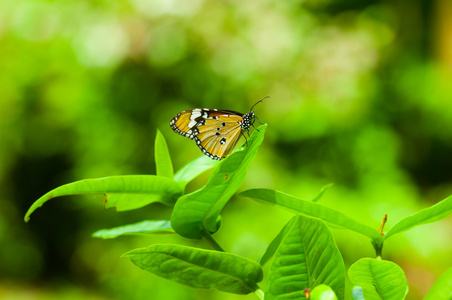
[1, 0, 451, 299]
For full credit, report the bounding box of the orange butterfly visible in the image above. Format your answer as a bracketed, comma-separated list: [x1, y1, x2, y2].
[170, 97, 267, 160]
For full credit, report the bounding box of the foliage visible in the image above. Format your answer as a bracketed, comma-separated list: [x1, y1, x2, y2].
[348, 259, 408, 300]
[3, 1, 452, 299]
[25, 129, 452, 299]
[264, 215, 345, 299]
[124, 244, 263, 294]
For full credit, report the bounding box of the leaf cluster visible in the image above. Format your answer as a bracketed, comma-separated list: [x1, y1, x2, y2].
[25, 126, 452, 299]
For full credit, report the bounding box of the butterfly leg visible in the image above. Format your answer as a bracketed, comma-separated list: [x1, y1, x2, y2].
[251, 123, 260, 132]
[240, 131, 249, 145]
[251, 116, 262, 132]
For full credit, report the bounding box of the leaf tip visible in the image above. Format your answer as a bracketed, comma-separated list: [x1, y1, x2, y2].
[121, 249, 137, 258]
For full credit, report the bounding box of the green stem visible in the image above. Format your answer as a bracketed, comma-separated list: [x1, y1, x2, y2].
[254, 288, 264, 299]
[372, 238, 384, 258]
[373, 214, 387, 258]
[203, 229, 225, 252]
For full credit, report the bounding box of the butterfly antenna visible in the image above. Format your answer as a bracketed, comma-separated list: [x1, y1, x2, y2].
[249, 95, 270, 112]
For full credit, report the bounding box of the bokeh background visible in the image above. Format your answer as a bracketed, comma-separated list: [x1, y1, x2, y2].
[1, 0, 451, 299]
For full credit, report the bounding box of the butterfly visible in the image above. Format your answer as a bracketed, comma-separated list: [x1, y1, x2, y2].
[169, 97, 268, 160]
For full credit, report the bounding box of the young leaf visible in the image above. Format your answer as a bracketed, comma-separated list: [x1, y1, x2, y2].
[258, 216, 297, 266]
[265, 215, 345, 300]
[123, 244, 263, 294]
[257, 184, 333, 264]
[173, 155, 219, 187]
[311, 285, 338, 300]
[171, 125, 266, 239]
[312, 183, 334, 203]
[424, 267, 452, 300]
[239, 189, 382, 242]
[24, 175, 184, 222]
[348, 258, 408, 300]
[92, 220, 173, 239]
[155, 129, 174, 178]
[385, 194, 452, 239]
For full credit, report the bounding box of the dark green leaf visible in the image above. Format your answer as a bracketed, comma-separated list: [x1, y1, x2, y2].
[155, 129, 173, 178]
[173, 155, 219, 187]
[265, 215, 345, 300]
[24, 175, 183, 221]
[171, 125, 266, 239]
[123, 244, 263, 294]
[385, 194, 452, 239]
[424, 267, 452, 300]
[259, 184, 333, 264]
[92, 220, 173, 239]
[239, 188, 382, 241]
[348, 258, 408, 300]
[258, 216, 297, 266]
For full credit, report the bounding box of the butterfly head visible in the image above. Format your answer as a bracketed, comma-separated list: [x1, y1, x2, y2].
[242, 96, 269, 131]
[241, 111, 255, 131]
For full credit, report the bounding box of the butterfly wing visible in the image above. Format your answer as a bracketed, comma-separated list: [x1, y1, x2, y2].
[170, 109, 245, 160]
[196, 115, 244, 159]
[169, 109, 199, 139]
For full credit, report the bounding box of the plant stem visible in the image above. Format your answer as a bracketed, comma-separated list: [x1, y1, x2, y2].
[372, 214, 387, 258]
[202, 229, 225, 252]
[372, 238, 384, 258]
[254, 288, 264, 299]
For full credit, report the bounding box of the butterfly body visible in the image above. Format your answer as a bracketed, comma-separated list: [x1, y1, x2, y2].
[170, 108, 256, 160]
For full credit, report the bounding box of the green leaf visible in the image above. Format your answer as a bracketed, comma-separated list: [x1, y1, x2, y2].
[24, 175, 184, 221]
[258, 216, 297, 267]
[123, 244, 263, 294]
[171, 125, 266, 239]
[265, 215, 345, 300]
[92, 220, 173, 239]
[239, 189, 382, 242]
[155, 129, 174, 178]
[385, 194, 452, 239]
[311, 285, 338, 300]
[424, 267, 452, 300]
[259, 185, 334, 264]
[312, 183, 334, 203]
[173, 155, 219, 187]
[348, 258, 408, 300]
